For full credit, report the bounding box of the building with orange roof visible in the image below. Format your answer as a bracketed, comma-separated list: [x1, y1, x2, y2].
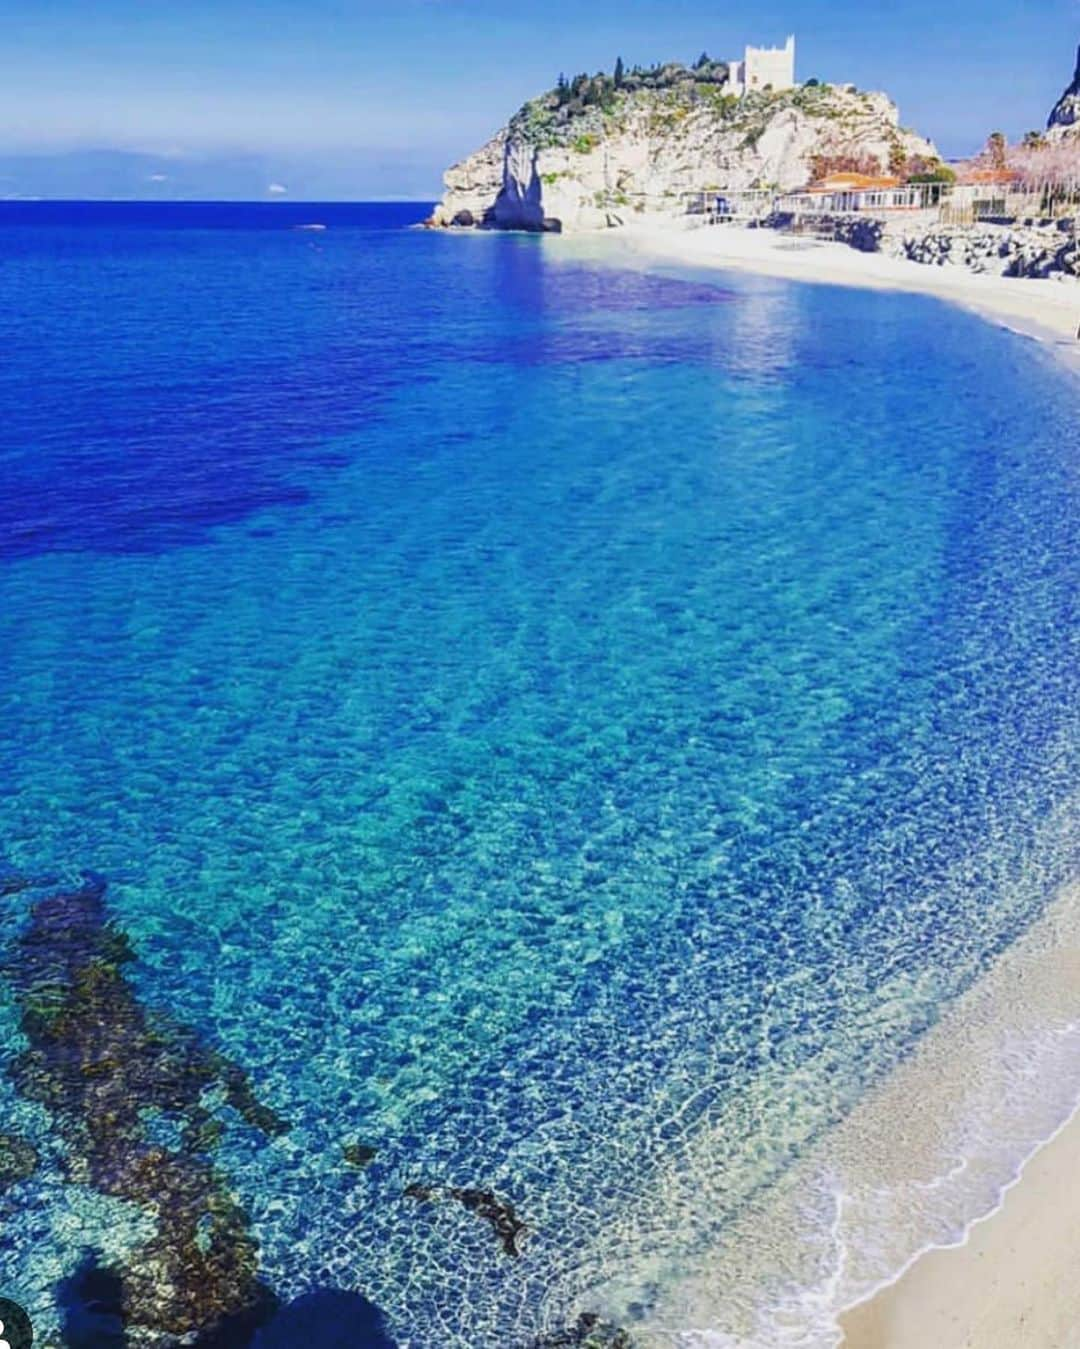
[777, 171, 946, 215]
[958, 166, 1020, 187]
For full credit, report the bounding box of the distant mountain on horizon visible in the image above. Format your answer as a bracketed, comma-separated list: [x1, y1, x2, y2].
[0, 148, 277, 201]
[0, 146, 441, 202]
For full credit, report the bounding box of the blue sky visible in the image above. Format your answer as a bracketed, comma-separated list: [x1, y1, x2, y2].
[1, 0, 1077, 199]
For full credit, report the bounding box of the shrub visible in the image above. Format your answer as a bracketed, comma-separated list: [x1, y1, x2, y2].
[905, 157, 956, 184]
[808, 152, 883, 180]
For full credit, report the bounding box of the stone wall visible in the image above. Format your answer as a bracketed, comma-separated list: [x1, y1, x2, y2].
[766, 212, 886, 252]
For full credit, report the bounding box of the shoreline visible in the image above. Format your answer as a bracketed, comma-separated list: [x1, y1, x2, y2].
[639, 864, 1080, 1349]
[436, 216, 1079, 1346]
[565, 221, 1080, 1349]
[833, 865, 1080, 1349]
[838, 1093, 1080, 1349]
[570, 219, 1080, 373]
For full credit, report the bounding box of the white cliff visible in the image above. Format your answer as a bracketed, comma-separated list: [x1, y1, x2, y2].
[430, 69, 939, 233]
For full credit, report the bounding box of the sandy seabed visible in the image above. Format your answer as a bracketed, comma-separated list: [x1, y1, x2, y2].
[572, 221, 1080, 1349]
[610, 219, 1080, 374]
[835, 882, 1080, 1349]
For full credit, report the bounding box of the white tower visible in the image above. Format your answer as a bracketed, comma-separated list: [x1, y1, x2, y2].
[729, 35, 796, 97]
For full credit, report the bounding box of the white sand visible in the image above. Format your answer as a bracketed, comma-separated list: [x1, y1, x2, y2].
[839, 1105, 1080, 1349]
[596, 222, 1080, 1348]
[610, 220, 1080, 368]
[634, 869, 1080, 1349]
[835, 896, 1080, 1349]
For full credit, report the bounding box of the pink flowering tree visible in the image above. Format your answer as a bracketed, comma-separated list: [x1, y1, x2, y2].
[1008, 138, 1080, 209]
[958, 134, 1080, 215]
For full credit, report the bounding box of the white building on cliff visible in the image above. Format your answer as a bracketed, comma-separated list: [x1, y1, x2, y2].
[728, 36, 796, 97]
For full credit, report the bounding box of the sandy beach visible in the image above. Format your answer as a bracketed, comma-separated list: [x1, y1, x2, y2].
[839, 1104, 1080, 1349]
[612, 220, 1080, 371]
[835, 886, 1080, 1349]
[591, 220, 1080, 1349]
[638, 867, 1080, 1349]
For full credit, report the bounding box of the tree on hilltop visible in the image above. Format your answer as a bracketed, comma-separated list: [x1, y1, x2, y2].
[614, 56, 625, 87]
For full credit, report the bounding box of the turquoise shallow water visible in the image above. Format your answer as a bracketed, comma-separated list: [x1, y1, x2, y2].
[0, 206, 1078, 1346]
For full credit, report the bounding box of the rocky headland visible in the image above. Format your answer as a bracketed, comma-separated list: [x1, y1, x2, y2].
[429, 60, 938, 233]
[1048, 44, 1080, 139]
[428, 44, 1080, 295]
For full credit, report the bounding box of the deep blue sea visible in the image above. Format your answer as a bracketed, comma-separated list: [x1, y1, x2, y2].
[0, 201, 1078, 1349]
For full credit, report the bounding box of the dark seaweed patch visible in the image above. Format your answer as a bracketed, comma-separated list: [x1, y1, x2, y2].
[402, 1181, 527, 1256]
[342, 1142, 378, 1169]
[449, 1186, 526, 1257]
[530, 1312, 636, 1347]
[0, 1132, 39, 1192]
[2, 875, 288, 1341]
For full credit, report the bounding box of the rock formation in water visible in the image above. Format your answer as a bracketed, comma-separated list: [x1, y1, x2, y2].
[403, 1180, 528, 1256]
[3, 874, 288, 1343]
[1048, 43, 1080, 139]
[530, 1313, 636, 1347]
[429, 60, 938, 233]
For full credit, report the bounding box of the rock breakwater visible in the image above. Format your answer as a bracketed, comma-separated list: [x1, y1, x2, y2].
[889, 218, 1080, 278]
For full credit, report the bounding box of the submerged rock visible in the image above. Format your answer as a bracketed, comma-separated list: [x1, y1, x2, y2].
[402, 1181, 435, 1202]
[531, 1312, 636, 1347]
[448, 1186, 527, 1257]
[403, 1180, 528, 1256]
[57, 1263, 398, 1349]
[3, 874, 288, 1342]
[343, 1141, 378, 1169]
[0, 1131, 39, 1191]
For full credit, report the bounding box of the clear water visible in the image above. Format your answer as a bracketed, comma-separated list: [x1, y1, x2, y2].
[0, 203, 1078, 1347]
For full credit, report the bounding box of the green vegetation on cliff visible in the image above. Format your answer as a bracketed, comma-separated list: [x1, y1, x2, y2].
[508, 63, 882, 154]
[511, 54, 732, 148]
